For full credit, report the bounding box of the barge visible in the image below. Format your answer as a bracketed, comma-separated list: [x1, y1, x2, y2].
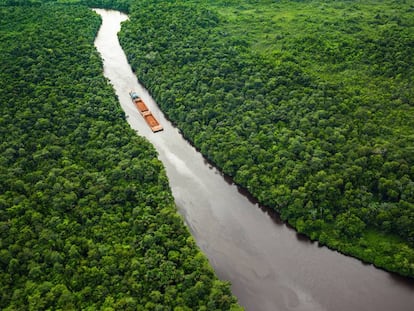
[129, 91, 163, 132]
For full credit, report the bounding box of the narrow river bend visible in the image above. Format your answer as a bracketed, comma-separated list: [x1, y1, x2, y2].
[93, 9, 414, 311]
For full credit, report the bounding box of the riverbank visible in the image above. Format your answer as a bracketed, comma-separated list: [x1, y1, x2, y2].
[0, 4, 240, 310]
[118, 0, 414, 279]
[94, 7, 414, 311]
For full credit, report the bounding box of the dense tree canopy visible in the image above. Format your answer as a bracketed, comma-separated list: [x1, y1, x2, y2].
[119, 0, 414, 277]
[0, 3, 241, 309]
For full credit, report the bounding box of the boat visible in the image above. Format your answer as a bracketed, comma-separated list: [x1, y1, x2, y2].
[129, 91, 163, 132]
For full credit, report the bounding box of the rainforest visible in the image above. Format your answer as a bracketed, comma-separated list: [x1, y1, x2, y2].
[0, 2, 240, 310]
[1, 0, 413, 309]
[118, 0, 414, 278]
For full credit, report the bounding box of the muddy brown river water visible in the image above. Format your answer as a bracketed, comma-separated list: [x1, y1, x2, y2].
[93, 9, 414, 311]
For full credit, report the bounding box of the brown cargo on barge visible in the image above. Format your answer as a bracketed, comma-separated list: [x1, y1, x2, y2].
[129, 91, 163, 132]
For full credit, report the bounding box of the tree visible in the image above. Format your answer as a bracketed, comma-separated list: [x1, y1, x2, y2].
[335, 212, 366, 239]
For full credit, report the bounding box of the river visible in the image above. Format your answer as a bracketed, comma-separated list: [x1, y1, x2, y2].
[93, 9, 414, 311]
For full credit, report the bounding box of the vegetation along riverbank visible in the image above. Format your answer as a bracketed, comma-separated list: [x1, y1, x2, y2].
[0, 2, 241, 309]
[1, 3, 413, 311]
[118, 0, 414, 278]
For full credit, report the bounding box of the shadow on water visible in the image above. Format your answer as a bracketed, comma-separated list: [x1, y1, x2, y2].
[94, 9, 414, 310]
[389, 271, 414, 288]
[296, 232, 315, 244]
[202, 156, 288, 227]
[258, 203, 286, 226]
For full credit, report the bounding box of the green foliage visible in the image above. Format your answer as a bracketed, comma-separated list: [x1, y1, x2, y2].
[0, 0, 133, 12]
[80, 0, 131, 11]
[119, 0, 414, 277]
[0, 3, 241, 310]
[335, 211, 366, 239]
